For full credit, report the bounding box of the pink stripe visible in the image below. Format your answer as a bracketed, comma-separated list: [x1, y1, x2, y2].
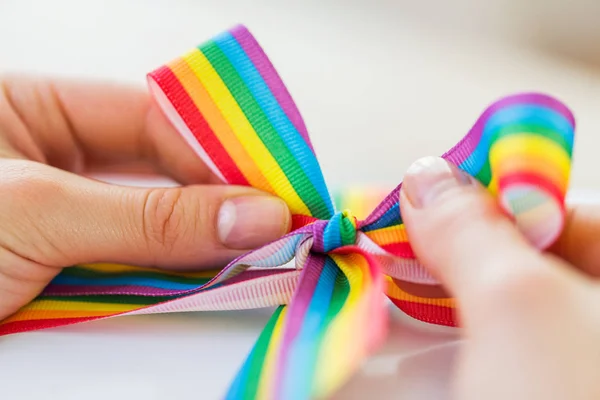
[230, 24, 314, 152]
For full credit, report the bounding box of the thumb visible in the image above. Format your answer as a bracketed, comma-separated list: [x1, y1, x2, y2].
[3, 160, 291, 270]
[398, 156, 568, 322]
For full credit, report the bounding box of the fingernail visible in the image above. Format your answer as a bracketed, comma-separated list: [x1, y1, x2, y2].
[402, 156, 472, 208]
[217, 195, 291, 249]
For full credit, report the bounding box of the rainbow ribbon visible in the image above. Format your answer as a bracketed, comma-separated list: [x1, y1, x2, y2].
[0, 25, 575, 399]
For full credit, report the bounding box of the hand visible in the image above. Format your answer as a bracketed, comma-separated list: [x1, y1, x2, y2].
[400, 156, 600, 400]
[0, 75, 291, 321]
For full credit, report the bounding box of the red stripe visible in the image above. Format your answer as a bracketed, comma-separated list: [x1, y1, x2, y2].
[149, 67, 249, 185]
[0, 317, 102, 336]
[499, 172, 565, 212]
[380, 242, 415, 258]
[388, 297, 458, 327]
[291, 214, 318, 230]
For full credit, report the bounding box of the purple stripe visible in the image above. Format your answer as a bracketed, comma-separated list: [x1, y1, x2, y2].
[359, 185, 401, 228]
[274, 254, 326, 382]
[42, 284, 180, 297]
[309, 220, 328, 252]
[230, 24, 314, 152]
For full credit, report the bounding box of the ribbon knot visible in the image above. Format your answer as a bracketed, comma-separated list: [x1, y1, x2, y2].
[0, 24, 576, 400]
[311, 209, 358, 253]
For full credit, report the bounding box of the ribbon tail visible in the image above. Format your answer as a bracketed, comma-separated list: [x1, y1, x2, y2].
[0, 233, 309, 336]
[225, 305, 288, 400]
[225, 247, 388, 400]
[311, 249, 388, 397]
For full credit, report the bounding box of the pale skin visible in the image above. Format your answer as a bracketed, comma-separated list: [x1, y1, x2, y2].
[1, 76, 599, 399]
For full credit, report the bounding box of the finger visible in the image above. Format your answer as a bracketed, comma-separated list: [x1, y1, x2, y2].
[0, 74, 213, 184]
[398, 156, 583, 323]
[549, 204, 600, 277]
[1, 159, 291, 270]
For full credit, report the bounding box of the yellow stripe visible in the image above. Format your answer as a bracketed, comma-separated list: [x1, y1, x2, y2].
[257, 306, 288, 399]
[490, 135, 570, 181]
[364, 225, 407, 246]
[491, 153, 569, 193]
[314, 253, 372, 396]
[181, 49, 310, 216]
[20, 299, 140, 313]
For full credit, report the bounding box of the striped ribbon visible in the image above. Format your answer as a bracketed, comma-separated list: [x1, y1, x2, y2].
[0, 24, 575, 400]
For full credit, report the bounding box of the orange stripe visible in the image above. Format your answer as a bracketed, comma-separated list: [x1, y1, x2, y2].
[0, 309, 119, 324]
[385, 278, 456, 308]
[168, 58, 273, 192]
[365, 225, 408, 246]
[495, 153, 568, 193]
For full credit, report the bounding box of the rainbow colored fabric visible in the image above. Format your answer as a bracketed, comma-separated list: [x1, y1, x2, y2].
[0, 24, 575, 399]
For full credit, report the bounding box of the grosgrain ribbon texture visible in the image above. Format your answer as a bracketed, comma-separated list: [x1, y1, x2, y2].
[0, 24, 575, 400]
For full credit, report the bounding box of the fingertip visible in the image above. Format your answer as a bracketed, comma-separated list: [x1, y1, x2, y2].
[399, 156, 538, 301]
[217, 194, 291, 250]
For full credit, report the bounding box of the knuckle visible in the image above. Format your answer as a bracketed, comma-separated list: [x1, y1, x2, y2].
[0, 160, 69, 265]
[140, 187, 185, 255]
[0, 159, 61, 203]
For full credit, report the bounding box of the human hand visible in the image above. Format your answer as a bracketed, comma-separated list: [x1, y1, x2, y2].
[399, 156, 600, 400]
[0, 76, 291, 321]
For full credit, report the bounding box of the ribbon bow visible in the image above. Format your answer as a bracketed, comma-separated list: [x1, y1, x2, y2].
[0, 25, 575, 400]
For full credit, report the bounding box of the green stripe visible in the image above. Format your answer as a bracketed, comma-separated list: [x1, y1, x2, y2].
[475, 159, 492, 186]
[62, 267, 212, 285]
[239, 305, 284, 399]
[340, 217, 356, 246]
[199, 41, 330, 219]
[492, 123, 573, 157]
[322, 262, 350, 329]
[473, 123, 570, 187]
[39, 294, 176, 305]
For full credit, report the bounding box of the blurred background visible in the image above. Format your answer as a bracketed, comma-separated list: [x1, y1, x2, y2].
[2, 2, 600, 398]
[2, 0, 599, 192]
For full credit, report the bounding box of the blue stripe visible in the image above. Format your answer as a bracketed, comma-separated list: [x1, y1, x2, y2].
[280, 257, 337, 399]
[458, 104, 574, 175]
[362, 203, 401, 232]
[323, 214, 342, 251]
[52, 275, 202, 290]
[213, 31, 335, 217]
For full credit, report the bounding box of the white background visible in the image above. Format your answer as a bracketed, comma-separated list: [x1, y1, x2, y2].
[2, 1, 600, 399]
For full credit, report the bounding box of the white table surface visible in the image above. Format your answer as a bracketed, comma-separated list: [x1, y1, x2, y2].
[0, 299, 461, 400]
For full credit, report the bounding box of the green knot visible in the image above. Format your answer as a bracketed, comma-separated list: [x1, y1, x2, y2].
[317, 209, 358, 253]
